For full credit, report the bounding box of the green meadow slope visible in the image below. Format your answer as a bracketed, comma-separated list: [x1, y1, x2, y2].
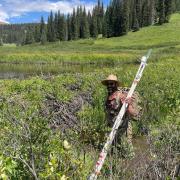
[0, 14, 179, 179]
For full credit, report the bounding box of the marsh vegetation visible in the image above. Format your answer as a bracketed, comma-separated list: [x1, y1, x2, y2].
[0, 13, 179, 179]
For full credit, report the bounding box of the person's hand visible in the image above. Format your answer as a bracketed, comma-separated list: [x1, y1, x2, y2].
[120, 93, 135, 105]
[125, 97, 133, 105]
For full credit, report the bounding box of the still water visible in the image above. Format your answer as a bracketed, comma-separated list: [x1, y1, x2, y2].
[0, 62, 115, 79]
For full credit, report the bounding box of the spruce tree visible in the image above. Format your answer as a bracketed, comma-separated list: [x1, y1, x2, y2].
[164, 0, 173, 23]
[81, 7, 90, 38]
[132, 4, 140, 31]
[104, 5, 114, 37]
[141, 0, 153, 26]
[67, 14, 72, 41]
[40, 17, 47, 45]
[24, 30, 35, 44]
[71, 8, 78, 40]
[90, 13, 98, 38]
[158, 0, 165, 25]
[128, 0, 135, 30]
[76, 6, 81, 38]
[141, 2, 147, 26]
[40, 29, 47, 45]
[58, 14, 67, 41]
[102, 15, 107, 37]
[100, 2, 104, 34]
[87, 11, 92, 35]
[54, 12, 59, 40]
[0, 38, 3, 46]
[79, 6, 83, 38]
[112, 0, 123, 37]
[34, 24, 40, 42]
[175, 0, 180, 11]
[56, 11, 61, 40]
[121, 0, 130, 35]
[40, 16, 45, 35]
[97, 0, 104, 34]
[47, 11, 56, 42]
[136, 0, 143, 27]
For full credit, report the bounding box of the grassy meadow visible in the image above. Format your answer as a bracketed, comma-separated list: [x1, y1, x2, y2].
[0, 13, 179, 179]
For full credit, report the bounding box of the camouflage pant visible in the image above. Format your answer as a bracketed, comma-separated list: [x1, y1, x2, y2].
[115, 120, 132, 145]
[107, 116, 132, 143]
[107, 116, 134, 159]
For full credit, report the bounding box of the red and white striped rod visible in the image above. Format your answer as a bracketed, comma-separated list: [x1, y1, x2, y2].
[88, 49, 152, 180]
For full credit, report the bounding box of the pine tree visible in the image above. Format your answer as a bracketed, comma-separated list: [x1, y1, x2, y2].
[71, 8, 78, 40]
[164, 0, 173, 23]
[78, 6, 83, 38]
[132, 3, 140, 31]
[40, 16, 47, 45]
[54, 12, 59, 40]
[141, 0, 152, 26]
[90, 13, 98, 38]
[47, 11, 56, 42]
[103, 5, 114, 37]
[34, 24, 40, 42]
[97, 0, 104, 34]
[58, 13, 67, 41]
[128, 0, 135, 30]
[24, 29, 35, 44]
[76, 6, 81, 38]
[87, 11, 92, 35]
[56, 11, 61, 40]
[40, 16, 45, 34]
[78, 6, 90, 39]
[150, 0, 156, 25]
[121, 0, 130, 35]
[82, 7, 90, 38]
[0, 37, 3, 46]
[112, 0, 123, 37]
[40, 29, 47, 45]
[67, 14, 72, 41]
[158, 0, 165, 24]
[100, 2, 104, 34]
[175, 0, 180, 11]
[147, 0, 155, 26]
[102, 15, 107, 37]
[136, 0, 143, 27]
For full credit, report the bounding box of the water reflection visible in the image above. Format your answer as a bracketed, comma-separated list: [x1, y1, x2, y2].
[0, 62, 116, 79]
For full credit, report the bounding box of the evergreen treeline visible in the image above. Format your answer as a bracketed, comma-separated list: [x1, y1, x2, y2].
[103, 0, 178, 37]
[0, 23, 37, 45]
[0, 0, 179, 45]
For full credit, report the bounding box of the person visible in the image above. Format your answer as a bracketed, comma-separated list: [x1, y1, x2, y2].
[102, 74, 141, 158]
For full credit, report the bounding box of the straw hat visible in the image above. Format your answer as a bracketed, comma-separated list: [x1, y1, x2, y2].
[101, 74, 121, 86]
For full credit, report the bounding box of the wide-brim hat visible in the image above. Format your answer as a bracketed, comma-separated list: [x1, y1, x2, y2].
[101, 74, 121, 86]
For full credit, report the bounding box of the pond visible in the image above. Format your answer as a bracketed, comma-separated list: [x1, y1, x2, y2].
[0, 62, 117, 79]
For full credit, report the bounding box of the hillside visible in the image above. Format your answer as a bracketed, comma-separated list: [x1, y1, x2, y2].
[0, 14, 179, 179]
